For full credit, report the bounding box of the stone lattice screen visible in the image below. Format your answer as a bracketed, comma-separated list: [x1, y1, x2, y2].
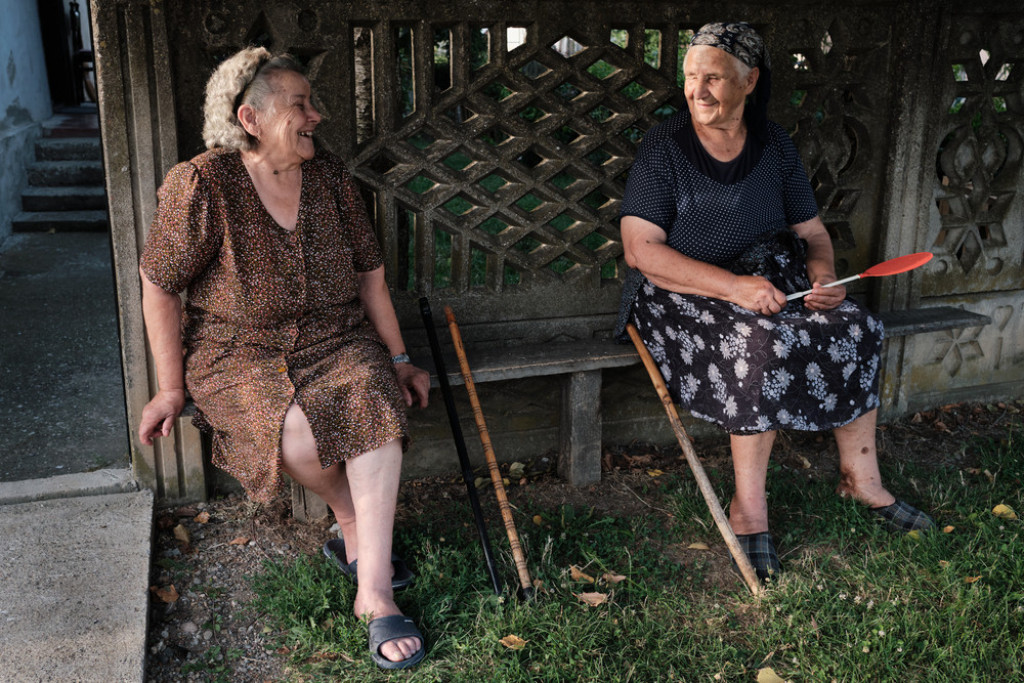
[160, 1, 896, 345]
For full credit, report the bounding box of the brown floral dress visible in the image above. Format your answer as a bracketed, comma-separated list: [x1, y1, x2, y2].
[140, 149, 407, 503]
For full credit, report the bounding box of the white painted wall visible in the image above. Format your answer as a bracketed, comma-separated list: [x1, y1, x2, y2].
[0, 1, 52, 123]
[0, 0, 52, 243]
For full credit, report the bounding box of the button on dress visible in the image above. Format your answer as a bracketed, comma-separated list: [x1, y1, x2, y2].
[141, 149, 407, 502]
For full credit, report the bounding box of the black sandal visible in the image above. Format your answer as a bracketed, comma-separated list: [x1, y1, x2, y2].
[367, 614, 426, 670]
[323, 538, 415, 590]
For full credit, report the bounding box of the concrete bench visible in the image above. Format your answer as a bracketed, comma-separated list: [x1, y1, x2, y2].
[412, 305, 992, 483]
[247, 304, 992, 520]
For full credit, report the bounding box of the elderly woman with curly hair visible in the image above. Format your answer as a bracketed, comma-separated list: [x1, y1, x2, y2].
[138, 47, 428, 669]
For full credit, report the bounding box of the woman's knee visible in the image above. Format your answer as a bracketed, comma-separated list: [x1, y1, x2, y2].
[280, 404, 319, 470]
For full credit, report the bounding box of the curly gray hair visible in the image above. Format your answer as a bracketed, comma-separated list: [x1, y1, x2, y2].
[202, 47, 307, 151]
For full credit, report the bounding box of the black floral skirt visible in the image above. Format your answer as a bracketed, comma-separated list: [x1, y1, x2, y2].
[630, 230, 883, 434]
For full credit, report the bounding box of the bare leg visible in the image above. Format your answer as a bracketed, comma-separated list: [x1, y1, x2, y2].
[729, 431, 776, 534]
[345, 438, 421, 662]
[278, 405, 359, 560]
[833, 409, 895, 508]
[279, 405, 419, 663]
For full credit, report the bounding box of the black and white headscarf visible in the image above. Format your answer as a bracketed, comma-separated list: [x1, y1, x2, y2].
[691, 22, 773, 138]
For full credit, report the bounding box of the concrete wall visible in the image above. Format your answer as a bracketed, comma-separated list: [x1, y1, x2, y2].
[0, 2, 52, 244]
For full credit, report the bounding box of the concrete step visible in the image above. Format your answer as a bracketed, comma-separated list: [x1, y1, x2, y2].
[26, 160, 104, 187]
[34, 137, 102, 162]
[12, 210, 108, 232]
[22, 185, 107, 211]
[41, 105, 101, 139]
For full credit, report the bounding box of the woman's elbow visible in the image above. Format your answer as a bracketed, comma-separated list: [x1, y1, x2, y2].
[623, 242, 650, 272]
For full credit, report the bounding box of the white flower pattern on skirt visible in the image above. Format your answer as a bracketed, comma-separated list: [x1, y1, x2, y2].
[631, 231, 884, 435]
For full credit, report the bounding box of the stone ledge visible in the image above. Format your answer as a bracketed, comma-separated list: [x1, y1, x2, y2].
[0, 468, 137, 506]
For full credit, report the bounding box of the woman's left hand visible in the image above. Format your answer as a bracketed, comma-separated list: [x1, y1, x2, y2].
[792, 218, 845, 312]
[395, 362, 430, 408]
[803, 278, 846, 311]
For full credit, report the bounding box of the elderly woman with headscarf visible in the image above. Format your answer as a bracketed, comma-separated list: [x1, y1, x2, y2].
[137, 47, 427, 669]
[619, 22, 934, 582]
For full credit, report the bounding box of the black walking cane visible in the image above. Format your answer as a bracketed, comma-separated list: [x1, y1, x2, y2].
[419, 297, 504, 595]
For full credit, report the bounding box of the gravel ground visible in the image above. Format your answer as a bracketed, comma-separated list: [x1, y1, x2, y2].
[146, 496, 331, 683]
[144, 400, 1023, 682]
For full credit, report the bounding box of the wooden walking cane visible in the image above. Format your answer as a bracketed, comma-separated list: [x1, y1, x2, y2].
[626, 324, 762, 596]
[444, 306, 534, 600]
[420, 298, 503, 595]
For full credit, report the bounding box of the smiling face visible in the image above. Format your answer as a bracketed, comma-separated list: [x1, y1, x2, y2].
[253, 70, 322, 165]
[682, 45, 758, 131]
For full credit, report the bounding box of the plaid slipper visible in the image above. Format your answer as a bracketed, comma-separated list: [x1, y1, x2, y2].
[731, 531, 781, 583]
[869, 499, 935, 533]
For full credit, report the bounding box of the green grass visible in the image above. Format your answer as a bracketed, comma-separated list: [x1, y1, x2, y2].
[251, 427, 1024, 681]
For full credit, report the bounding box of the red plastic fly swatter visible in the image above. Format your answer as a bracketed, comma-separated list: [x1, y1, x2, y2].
[786, 252, 934, 301]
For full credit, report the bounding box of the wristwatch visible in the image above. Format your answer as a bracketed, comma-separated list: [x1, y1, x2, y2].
[391, 353, 411, 365]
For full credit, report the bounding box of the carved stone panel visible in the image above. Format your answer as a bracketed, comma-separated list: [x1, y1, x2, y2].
[768, 14, 895, 283]
[923, 12, 1024, 296]
[904, 294, 1023, 407]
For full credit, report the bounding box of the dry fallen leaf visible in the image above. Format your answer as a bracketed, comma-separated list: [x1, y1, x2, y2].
[309, 651, 354, 663]
[756, 666, 788, 683]
[907, 530, 921, 540]
[797, 455, 811, 469]
[993, 504, 1018, 520]
[173, 524, 190, 545]
[532, 515, 543, 526]
[602, 573, 626, 584]
[150, 584, 179, 603]
[965, 575, 982, 584]
[938, 560, 950, 568]
[575, 592, 608, 607]
[570, 565, 596, 583]
[647, 469, 664, 477]
[229, 536, 250, 546]
[499, 634, 527, 650]
[943, 525, 955, 534]
[625, 453, 655, 466]
[687, 542, 710, 550]
[194, 511, 210, 524]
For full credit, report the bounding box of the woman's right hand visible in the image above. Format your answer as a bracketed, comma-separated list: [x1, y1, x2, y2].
[138, 388, 186, 445]
[730, 274, 787, 316]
